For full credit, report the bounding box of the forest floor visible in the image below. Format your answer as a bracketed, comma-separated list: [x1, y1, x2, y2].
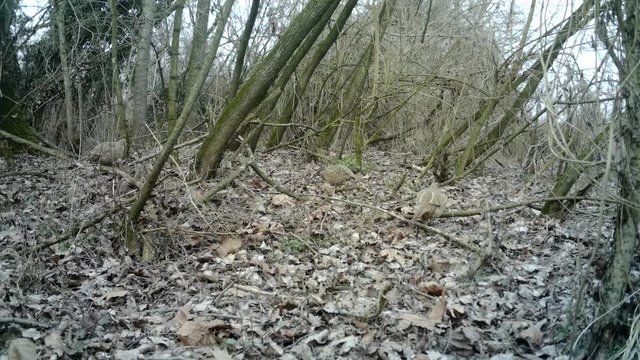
[0, 148, 616, 359]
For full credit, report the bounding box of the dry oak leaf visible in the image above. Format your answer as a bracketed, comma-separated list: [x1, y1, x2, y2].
[217, 236, 243, 257]
[418, 281, 445, 296]
[398, 313, 436, 331]
[177, 318, 231, 346]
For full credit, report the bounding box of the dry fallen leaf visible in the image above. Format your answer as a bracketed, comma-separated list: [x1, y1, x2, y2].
[176, 318, 230, 346]
[398, 313, 436, 331]
[217, 236, 243, 257]
[271, 194, 295, 207]
[8, 338, 38, 360]
[418, 281, 445, 296]
[103, 288, 128, 300]
[428, 293, 447, 323]
[519, 324, 544, 346]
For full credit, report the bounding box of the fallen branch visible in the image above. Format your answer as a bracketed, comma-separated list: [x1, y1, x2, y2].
[310, 194, 487, 256]
[0, 317, 51, 328]
[0, 171, 56, 180]
[33, 196, 135, 251]
[202, 160, 253, 201]
[0, 129, 71, 161]
[98, 165, 142, 189]
[249, 162, 304, 201]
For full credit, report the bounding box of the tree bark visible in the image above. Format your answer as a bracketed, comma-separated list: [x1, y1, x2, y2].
[167, 0, 186, 137]
[185, 0, 211, 91]
[55, 0, 76, 151]
[592, 0, 640, 351]
[195, 0, 340, 179]
[265, 0, 358, 148]
[132, 0, 156, 138]
[109, 0, 130, 156]
[228, 0, 260, 100]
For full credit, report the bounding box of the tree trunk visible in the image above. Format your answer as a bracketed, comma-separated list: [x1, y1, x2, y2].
[55, 0, 76, 151]
[228, 0, 260, 100]
[195, 0, 340, 179]
[244, 0, 341, 152]
[167, 0, 186, 137]
[456, 0, 595, 174]
[592, 0, 640, 351]
[265, 0, 358, 148]
[132, 0, 156, 139]
[109, 0, 130, 156]
[185, 0, 211, 91]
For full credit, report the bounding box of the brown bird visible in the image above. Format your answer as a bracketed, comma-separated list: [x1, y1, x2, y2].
[412, 182, 447, 221]
[320, 164, 357, 186]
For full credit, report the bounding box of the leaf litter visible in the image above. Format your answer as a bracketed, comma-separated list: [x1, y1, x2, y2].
[0, 149, 615, 359]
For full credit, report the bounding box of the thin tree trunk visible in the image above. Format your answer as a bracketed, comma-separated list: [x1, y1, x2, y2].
[55, 0, 75, 151]
[456, 0, 594, 174]
[245, 0, 341, 151]
[132, 0, 156, 139]
[228, 0, 260, 100]
[317, 0, 396, 149]
[126, 0, 235, 257]
[195, 0, 340, 179]
[265, 0, 358, 149]
[167, 0, 186, 137]
[592, 0, 640, 351]
[185, 0, 211, 91]
[109, 0, 130, 156]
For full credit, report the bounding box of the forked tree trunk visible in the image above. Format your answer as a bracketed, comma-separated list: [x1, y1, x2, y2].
[265, 0, 358, 148]
[195, 0, 340, 179]
[244, 0, 341, 151]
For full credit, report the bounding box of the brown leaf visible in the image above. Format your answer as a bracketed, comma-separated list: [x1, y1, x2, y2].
[418, 281, 445, 296]
[519, 324, 544, 346]
[428, 293, 447, 323]
[398, 313, 436, 331]
[217, 236, 243, 257]
[8, 338, 38, 360]
[103, 288, 128, 300]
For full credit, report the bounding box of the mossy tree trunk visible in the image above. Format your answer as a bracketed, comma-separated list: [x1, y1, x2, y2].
[265, 0, 358, 148]
[228, 0, 260, 101]
[244, 0, 342, 152]
[109, 0, 130, 156]
[194, 0, 340, 179]
[167, 0, 186, 138]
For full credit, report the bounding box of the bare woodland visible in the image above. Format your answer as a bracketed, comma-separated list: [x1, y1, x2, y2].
[0, 0, 639, 358]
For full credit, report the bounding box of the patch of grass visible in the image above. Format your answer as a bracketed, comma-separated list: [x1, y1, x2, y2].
[282, 238, 306, 253]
